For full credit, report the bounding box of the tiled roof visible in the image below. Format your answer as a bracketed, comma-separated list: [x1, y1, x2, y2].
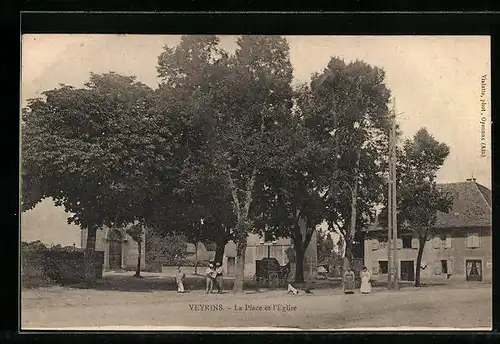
[435, 181, 491, 228]
[364, 181, 491, 232]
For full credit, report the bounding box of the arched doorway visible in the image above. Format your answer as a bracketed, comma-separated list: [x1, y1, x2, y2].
[108, 229, 123, 270]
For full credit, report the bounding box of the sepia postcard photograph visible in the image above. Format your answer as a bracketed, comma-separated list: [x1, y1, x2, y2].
[20, 34, 492, 331]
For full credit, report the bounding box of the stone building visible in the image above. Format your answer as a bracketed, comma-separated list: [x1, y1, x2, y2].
[81, 226, 146, 271]
[363, 179, 492, 283]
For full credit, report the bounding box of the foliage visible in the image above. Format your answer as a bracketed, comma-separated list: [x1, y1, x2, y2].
[317, 231, 335, 265]
[396, 128, 453, 236]
[21, 73, 159, 230]
[299, 58, 392, 262]
[155, 35, 296, 292]
[145, 231, 187, 266]
[380, 128, 453, 286]
[126, 224, 144, 244]
[21, 72, 184, 279]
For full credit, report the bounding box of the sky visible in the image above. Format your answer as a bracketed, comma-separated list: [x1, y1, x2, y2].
[20, 34, 491, 247]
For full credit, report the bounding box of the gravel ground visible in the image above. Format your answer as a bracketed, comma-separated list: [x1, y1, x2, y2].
[21, 283, 491, 330]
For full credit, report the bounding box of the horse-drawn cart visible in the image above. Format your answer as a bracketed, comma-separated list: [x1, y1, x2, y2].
[252, 257, 290, 289]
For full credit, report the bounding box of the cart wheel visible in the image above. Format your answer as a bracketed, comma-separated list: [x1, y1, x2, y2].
[269, 273, 279, 289]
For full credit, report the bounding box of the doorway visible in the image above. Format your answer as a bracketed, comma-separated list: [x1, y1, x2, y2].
[108, 230, 123, 270]
[400, 260, 415, 281]
[466, 260, 482, 281]
[227, 257, 236, 277]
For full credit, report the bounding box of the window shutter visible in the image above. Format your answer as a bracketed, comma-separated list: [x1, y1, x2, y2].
[466, 233, 472, 248]
[473, 233, 480, 248]
[372, 240, 379, 251]
[411, 238, 419, 249]
[433, 236, 441, 249]
[397, 239, 403, 249]
[434, 261, 442, 275]
[372, 265, 379, 275]
[445, 234, 452, 248]
[448, 260, 454, 274]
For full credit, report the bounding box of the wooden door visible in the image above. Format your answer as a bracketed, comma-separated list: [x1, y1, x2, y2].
[466, 260, 482, 281]
[108, 230, 122, 270]
[400, 261, 415, 281]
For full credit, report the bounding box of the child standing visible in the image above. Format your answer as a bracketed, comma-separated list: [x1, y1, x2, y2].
[176, 267, 185, 293]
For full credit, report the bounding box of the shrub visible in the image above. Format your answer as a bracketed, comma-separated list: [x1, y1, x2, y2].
[145, 233, 188, 266]
[21, 241, 103, 286]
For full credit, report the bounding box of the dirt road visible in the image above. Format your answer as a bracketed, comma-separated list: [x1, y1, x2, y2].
[21, 284, 491, 330]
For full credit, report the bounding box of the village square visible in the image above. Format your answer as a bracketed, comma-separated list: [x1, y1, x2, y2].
[20, 35, 491, 330]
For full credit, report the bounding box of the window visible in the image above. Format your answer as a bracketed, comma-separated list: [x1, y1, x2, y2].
[264, 232, 273, 242]
[441, 260, 448, 274]
[466, 232, 480, 248]
[402, 235, 412, 249]
[379, 261, 388, 274]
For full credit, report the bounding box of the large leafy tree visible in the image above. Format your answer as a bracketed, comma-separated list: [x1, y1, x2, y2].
[20, 72, 176, 280]
[396, 128, 453, 286]
[155, 35, 237, 265]
[252, 114, 326, 282]
[299, 58, 392, 269]
[210, 36, 294, 292]
[156, 35, 295, 292]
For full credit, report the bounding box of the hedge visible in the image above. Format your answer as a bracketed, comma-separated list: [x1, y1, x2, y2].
[21, 242, 104, 286]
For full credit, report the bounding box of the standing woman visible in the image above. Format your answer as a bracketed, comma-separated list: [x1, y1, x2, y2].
[360, 266, 372, 294]
[343, 266, 355, 294]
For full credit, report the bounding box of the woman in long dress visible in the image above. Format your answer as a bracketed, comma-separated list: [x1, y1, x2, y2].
[360, 266, 372, 294]
[343, 266, 355, 294]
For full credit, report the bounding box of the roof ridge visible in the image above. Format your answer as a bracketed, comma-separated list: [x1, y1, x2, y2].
[473, 182, 492, 210]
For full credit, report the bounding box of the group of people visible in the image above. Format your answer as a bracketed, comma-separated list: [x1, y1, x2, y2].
[175, 261, 224, 293]
[177, 263, 372, 295]
[343, 266, 372, 294]
[205, 262, 224, 294]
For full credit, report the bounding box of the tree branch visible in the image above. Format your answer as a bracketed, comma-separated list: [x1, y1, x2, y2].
[243, 167, 257, 219]
[302, 222, 315, 251]
[226, 169, 241, 220]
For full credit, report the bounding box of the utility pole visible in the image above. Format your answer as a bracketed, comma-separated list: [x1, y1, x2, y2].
[391, 100, 399, 290]
[387, 132, 393, 289]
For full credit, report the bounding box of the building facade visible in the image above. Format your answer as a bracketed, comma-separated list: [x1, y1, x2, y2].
[363, 180, 492, 283]
[222, 219, 318, 280]
[81, 226, 146, 271]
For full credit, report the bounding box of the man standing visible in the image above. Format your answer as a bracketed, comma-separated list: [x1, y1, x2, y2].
[215, 262, 223, 294]
[205, 263, 215, 294]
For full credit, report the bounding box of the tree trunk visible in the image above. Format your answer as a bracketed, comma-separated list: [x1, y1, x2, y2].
[215, 237, 227, 265]
[134, 241, 142, 277]
[294, 245, 305, 283]
[194, 242, 198, 275]
[415, 237, 426, 287]
[343, 239, 354, 271]
[84, 227, 97, 282]
[344, 150, 359, 271]
[233, 240, 246, 293]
